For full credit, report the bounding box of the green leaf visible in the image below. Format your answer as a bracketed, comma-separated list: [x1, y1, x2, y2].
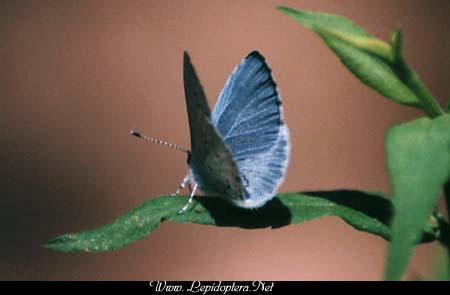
[45, 190, 440, 253]
[385, 114, 450, 280]
[445, 180, 450, 229]
[277, 6, 422, 108]
[441, 180, 450, 280]
[445, 101, 450, 113]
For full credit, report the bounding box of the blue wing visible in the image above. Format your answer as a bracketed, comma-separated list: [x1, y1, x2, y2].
[211, 51, 290, 208]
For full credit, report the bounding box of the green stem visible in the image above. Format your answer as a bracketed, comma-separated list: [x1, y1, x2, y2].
[391, 29, 443, 118]
[397, 61, 443, 117]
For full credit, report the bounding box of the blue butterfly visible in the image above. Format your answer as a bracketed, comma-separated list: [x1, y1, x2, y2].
[132, 51, 290, 213]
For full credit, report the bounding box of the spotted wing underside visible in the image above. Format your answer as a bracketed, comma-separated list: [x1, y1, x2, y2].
[183, 52, 244, 200]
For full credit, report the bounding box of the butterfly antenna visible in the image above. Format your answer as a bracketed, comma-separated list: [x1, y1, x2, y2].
[130, 130, 189, 153]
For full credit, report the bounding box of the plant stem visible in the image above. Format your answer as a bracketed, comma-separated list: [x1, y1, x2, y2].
[397, 60, 444, 118]
[391, 30, 444, 117]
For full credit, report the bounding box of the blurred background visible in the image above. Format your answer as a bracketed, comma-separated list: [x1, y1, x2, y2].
[1, 0, 449, 280]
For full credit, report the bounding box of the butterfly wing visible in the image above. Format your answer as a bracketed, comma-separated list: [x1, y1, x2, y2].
[183, 52, 245, 200]
[211, 51, 290, 208]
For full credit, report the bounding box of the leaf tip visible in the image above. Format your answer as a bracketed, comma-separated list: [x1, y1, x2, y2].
[276, 6, 289, 12]
[276, 6, 299, 16]
[44, 234, 77, 252]
[390, 27, 403, 63]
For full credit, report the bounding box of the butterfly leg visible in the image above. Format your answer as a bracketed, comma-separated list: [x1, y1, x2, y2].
[171, 173, 191, 196]
[186, 170, 194, 195]
[178, 183, 198, 214]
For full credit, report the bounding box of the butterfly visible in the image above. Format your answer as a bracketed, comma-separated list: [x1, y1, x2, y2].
[132, 51, 290, 213]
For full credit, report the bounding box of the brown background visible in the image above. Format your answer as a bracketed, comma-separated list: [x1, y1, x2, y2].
[1, 0, 449, 280]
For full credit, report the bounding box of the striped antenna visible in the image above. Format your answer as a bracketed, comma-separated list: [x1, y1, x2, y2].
[130, 131, 189, 153]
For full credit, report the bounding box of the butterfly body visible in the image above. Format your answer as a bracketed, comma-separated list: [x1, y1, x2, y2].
[183, 51, 290, 209]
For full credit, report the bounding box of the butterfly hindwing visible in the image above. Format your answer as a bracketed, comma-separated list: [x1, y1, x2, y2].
[233, 125, 290, 208]
[183, 52, 245, 200]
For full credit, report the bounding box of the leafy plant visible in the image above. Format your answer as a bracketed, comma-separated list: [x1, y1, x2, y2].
[277, 7, 450, 280]
[42, 191, 441, 252]
[45, 6, 450, 281]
